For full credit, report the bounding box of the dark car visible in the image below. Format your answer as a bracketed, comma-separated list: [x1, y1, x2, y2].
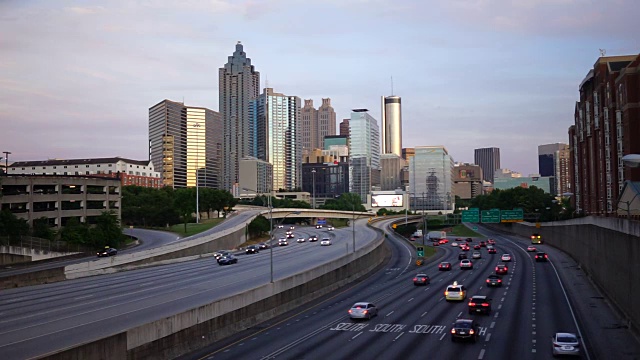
[479, 241, 486, 247]
[213, 250, 231, 260]
[309, 235, 318, 242]
[438, 262, 452, 271]
[468, 295, 492, 315]
[245, 245, 260, 254]
[258, 242, 269, 250]
[451, 319, 479, 343]
[495, 264, 508, 275]
[465, 237, 473, 242]
[535, 252, 549, 262]
[413, 273, 430, 286]
[217, 255, 238, 265]
[486, 274, 503, 287]
[487, 248, 497, 254]
[473, 244, 481, 250]
[458, 252, 468, 260]
[97, 247, 117, 257]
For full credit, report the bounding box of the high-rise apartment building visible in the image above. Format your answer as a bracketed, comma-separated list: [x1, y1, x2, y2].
[381, 96, 402, 156]
[149, 100, 222, 189]
[238, 157, 273, 196]
[569, 54, 640, 216]
[349, 109, 381, 203]
[300, 98, 336, 152]
[250, 88, 301, 191]
[339, 119, 350, 137]
[538, 143, 570, 196]
[474, 147, 501, 183]
[409, 146, 454, 211]
[219, 42, 260, 191]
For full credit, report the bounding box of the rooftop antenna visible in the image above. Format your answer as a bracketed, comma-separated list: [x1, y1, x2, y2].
[599, 48, 606, 57]
[265, 74, 269, 89]
[390, 76, 394, 96]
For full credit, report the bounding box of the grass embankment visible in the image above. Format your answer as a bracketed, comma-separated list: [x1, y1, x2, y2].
[169, 218, 224, 237]
[447, 224, 482, 237]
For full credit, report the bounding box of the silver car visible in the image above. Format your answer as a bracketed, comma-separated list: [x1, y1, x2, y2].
[348, 302, 378, 320]
[552, 332, 580, 356]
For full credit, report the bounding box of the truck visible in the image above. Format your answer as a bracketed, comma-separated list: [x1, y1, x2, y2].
[427, 231, 447, 241]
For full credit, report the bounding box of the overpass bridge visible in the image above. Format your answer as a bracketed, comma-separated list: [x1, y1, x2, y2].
[247, 207, 374, 220]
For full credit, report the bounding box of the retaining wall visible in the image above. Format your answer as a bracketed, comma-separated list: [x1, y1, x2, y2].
[43, 227, 387, 359]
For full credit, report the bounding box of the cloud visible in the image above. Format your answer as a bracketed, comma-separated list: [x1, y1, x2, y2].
[65, 6, 106, 15]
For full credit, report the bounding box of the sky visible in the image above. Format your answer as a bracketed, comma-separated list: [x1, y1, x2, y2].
[1, 0, 638, 176]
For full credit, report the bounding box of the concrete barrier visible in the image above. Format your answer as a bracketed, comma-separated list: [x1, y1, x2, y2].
[484, 217, 639, 336]
[0, 267, 66, 289]
[40, 226, 388, 359]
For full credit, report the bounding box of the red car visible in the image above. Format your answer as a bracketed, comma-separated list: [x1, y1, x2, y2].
[439, 262, 452, 271]
[473, 244, 481, 250]
[487, 239, 496, 245]
[461, 245, 470, 251]
[439, 238, 449, 244]
[479, 241, 486, 247]
[488, 248, 497, 254]
[495, 264, 508, 274]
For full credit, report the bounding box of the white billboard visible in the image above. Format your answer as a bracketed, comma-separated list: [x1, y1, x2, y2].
[371, 194, 403, 207]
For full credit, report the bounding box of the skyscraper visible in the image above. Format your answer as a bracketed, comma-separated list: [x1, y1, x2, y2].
[538, 143, 570, 196]
[219, 41, 260, 191]
[409, 146, 454, 211]
[251, 88, 301, 191]
[299, 98, 336, 152]
[339, 119, 350, 137]
[149, 99, 222, 189]
[381, 95, 402, 156]
[474, 147, 501, 183]
[349, 109, 381, 203]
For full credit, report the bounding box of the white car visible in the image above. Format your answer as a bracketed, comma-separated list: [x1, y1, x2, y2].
[278, 238, 288, 246]
[277, 225, 284, 228]
[348, 302, 378, 320]
[296, 237, 306, 243]
[552, 332, 581, 356]
[320, 238, 332, 246]
[459, 259, 473, 269]
[472, 251, 481, 259]
[527, 245, 537, 252]
[451, 242, 458, 247]
[501, 254, 512, 262]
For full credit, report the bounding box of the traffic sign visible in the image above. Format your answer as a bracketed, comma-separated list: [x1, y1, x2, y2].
[461, 209, 480, 223]
[501, 209, 524, 222]
[417, 246, 424, 257]
[481, 209, 501, 223]
[317, 218, 327, 225]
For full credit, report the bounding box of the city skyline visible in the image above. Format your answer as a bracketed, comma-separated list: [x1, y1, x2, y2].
[1, 0, 638, 177]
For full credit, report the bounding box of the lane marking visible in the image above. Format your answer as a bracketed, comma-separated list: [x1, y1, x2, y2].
[74, 295, 93, 300]
[439, 333, 446, 341]
[478, 349, 486, 359]
[393, 332, 404, 341]
[490, 321, 495, 329]
[485, 333, 491, 341]
[386, 311, 394, 317]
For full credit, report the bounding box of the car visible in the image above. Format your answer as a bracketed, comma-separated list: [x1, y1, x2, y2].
[217, 255, 238, 265]
[473, 244, 481, 250]
[459, 259, 473, 270]
[451, 242, 459, 247]
[286, 230, 292, 235]
[308, 235, 318, 242]
[439, 262, 452, 271]
[465, 237, 473, 242]
[468, 295, 492, 315]
[488, 248, 497, 254]
[486, 245, 494, 250]
[327, 226, 335, 231]
[413, 273, 430, 286]
[315, 224, 323, 229]
[552, 332, 581, 357]
[296, 237, 306, 243]
[535, 252, 549, 262]
[97, 247, 117, 257]
[487, 239, 496, 245]
[450, 319, 479, 342]
[286, 233, 294, 239]
[458, 252, 468, 260]
[245, 245, 260, 254]
[501, 254, 512, 262]
[258, 242, 269, 249]
[289, 226, 295, 230]
[479, 241, 486, 247]
[348, 302, 378, 320]
[445, 281, 467, 301]
[472, 251, 481, 259]
[320, 238, 332, 246]
[495, 264, 508, 275]
[277, 224, 284, 229]
[432, 241, 440, 246]
[456, 237, 463, 242]
[527, 245, 537, 252]
[486, 274, 503, 287]
[439, 238, 449, 244]
[278, 238, 289, 246]
[461, 245, 470, 251]
[213, 250, 231, 260]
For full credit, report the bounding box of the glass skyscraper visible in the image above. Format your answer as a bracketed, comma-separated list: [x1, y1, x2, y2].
[349, 109, 381, 203]
[409, 146, 454, 211]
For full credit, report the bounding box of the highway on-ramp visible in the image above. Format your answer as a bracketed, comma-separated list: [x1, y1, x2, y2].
[0, 222, 378, 360]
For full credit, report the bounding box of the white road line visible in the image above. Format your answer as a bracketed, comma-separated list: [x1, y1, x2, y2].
[408, 298, 414, 302]
[494, 312, 499, 318]
[485, 333, 491, 341]
[386, 311, 394, 317]
[498, 304, 502, 310]
[439, 333, 446, 341]
[351, 332, 362, 340]
[490, 321, 495, 329]
[393, 332, 404, 341]
[74, 295, 93, 300]
[478, 349, 486, 359]
[457, 311, 463, 317]
[421, 312, 428, 317]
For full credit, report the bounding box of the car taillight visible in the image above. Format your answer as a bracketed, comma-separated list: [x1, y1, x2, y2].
[363, 310, 368, 314]
[444, 291, 449, 296]
[421, 277, 426, 281]
[482, 303, 489, 307]
[469, 302, 476, 306]
[498, 279, 502, 282]
[486, 279, 490, 283]
[545, 255, 548, 258]
[451, 329, 456, 334]
[413, 277, 417, 281]
[469, 329, 475, 334]
[348, 310, 352, 313]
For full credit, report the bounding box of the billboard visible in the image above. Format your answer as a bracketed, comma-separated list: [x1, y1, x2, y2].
[371, 194, 403, 207]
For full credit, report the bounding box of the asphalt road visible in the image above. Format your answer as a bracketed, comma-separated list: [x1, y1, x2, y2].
[0, 221, 378, 359]
[181, 220, 640, 360]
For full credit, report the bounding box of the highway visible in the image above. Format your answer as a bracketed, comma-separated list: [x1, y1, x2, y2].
[0, 221, 378, 359]
[182, 220, 640, 360]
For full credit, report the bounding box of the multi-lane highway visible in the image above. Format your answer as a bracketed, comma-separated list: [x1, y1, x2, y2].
[0, 221, 378, 359]
[182, 220, 640, 360]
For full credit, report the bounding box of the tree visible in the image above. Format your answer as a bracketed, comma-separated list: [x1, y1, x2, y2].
[32, 217, 55, 240]
[89, 211, 125, 249]
[59, 217, 90, 245]
[0, 210, 30, 240]
[247, 215, 270, 238]
[174, 187, 196, 232]
[321, 193, 366, 212]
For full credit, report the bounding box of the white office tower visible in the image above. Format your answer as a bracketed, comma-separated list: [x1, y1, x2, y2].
[381, 96, 402, 156]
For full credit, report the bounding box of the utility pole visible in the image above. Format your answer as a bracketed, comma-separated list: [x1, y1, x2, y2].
[2, 151, 10, 174]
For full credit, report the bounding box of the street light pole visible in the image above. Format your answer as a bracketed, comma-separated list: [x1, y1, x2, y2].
[312, 169, 316, 210]
[2, 151, 11, 174]
[269, 193, 274, 283]
[352, 203, 356, 253]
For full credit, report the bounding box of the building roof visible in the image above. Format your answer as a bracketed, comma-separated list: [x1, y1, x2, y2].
[10, 157, 152, 168]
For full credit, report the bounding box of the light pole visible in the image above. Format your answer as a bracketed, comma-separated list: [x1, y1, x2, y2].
[192, 123, 201, 223]
[352, 202, 356, 253]
[312, 168, 316, 210]
[2, 151, 10, 174]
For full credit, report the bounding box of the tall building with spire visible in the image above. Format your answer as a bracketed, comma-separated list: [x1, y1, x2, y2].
[381, 95, 402, 156]
[219, 42, 260, 192]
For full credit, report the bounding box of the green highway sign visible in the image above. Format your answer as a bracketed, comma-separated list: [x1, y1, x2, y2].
[417, 246, 424, 257]
[461, 209, 480, 223]
[481, 209, 501, 223]
[501, 209, 524, 222]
